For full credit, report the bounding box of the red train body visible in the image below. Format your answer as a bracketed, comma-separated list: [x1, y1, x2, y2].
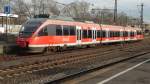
[16, 18, 144, 53]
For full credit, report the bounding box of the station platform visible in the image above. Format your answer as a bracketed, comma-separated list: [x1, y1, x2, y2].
[62, 53, 150, 84]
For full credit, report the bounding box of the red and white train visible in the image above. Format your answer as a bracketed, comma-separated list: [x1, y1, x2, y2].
[16, 18, 144, 53]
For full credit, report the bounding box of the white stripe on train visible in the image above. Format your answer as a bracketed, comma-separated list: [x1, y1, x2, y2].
[28, 39, 140, 48]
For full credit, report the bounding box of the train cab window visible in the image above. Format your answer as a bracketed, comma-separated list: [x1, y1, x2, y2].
[88, 30, 92, 38]
[56, 25, 62, 36]
[70, 26, 76, 35]
[63, 26, 69, 36]
[38, 27, 48, 36]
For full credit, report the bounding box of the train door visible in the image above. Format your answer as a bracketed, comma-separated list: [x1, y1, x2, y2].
[92, 28, 97, 43]
[134, 30, 137, 40]
[76, 26, 82, 45]
[120, 29, 123, 41]
[106, 29, 109, 41]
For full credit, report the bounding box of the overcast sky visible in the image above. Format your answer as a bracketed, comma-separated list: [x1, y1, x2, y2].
[57, 0, 150, 23]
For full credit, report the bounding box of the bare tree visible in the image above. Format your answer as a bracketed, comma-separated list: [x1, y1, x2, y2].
[61, 1, 90, 19]
[0, 0, 10, 12]
[31, 0, 60, 16]
[11, 0, 32, 17]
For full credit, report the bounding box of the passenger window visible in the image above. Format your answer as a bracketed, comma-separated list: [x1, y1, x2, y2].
[102, 31, 106, 37]
[38, 27, 48, 36]
[123, 31, 128, 37]
[97, 30, 101, 38]
[47, 25, 56, 36]
[56, 25, 62, 36]
[70, 26, 76, 35]
[83, 30, 88, 38]
[110, 31, 113, 37]
[88, 30, 92, 38]
[63, 26, 69, 36]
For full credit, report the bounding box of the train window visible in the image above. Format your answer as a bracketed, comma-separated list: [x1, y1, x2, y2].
[83, 30, 88, 38]
[113, 32, 115, 37]
[123, 31, 128, 37]
[130, 32, 134, 36]
[109, 31, 114, 37]
[97, 30, 101, 38]
[115, 32, 117, 37]
[88, 30, 92, 38]
[102, 31, 106, 37]
[63, 26, 69, 36]
[56, 25, 62, 36]
[117, 32, 120, 37]
[130, 32, 132, 36]
[108, 31, 110, 37]
[47, 25, 57, 36]
[112, 31, 114, 37]
[114, 32, 115, 37]
[140, 31, 142, 35]
[137, 31, 142, 35]
[116, 32, 118, 37]
[137, 31, 139, 35]
[126, 32, 128, 37]
[70, 26, 76, 35]
[115, 31, 119, 37]
[123, 31, 125, 36]
[109, 31, 111, 37]
[38, 27, 48, 36]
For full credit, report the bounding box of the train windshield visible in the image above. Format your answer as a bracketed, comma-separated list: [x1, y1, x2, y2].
[19, 19, 46, 37]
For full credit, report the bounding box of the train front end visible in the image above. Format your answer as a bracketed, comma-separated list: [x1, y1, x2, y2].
[16, 19, 46, 53]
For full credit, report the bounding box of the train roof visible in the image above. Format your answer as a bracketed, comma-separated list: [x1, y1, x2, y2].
[29, 18, 141, 31]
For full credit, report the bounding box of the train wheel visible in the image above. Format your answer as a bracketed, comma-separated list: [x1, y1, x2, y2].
[43, 47, 53, 55]
[63, 45, 67, 51]
[56, 46, 63, 52]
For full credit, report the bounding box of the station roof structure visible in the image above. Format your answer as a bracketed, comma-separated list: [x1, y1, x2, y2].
[0, 13, 18, 18]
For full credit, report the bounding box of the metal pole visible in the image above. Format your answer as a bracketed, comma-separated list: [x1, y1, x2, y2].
[6, 14, 8, 42]
[114, 0, 117, 24]
[2, 17, 4, 27]
[140, 3, 144, 32]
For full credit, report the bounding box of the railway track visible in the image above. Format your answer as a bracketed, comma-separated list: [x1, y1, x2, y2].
[0, 47, 120, 79]
[0, 39, 149, 84]
[48, 51, 150, 84]
[0, 44, 118, 61]
[0, 38, 149, 84]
